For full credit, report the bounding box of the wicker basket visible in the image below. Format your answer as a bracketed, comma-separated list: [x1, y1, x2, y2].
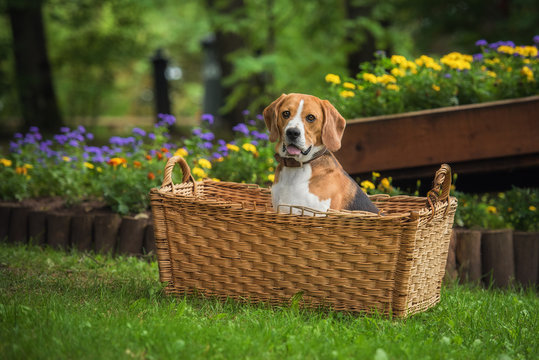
[150, 156, 457, 318]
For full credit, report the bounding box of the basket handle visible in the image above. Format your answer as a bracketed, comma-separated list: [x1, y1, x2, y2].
[161, 156, 197, 193]
[426, 164, 452, 220]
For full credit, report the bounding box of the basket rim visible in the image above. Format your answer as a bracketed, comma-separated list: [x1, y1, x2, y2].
[150, 179, 457, 221]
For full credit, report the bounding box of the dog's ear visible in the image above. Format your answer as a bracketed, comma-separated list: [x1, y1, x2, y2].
[263, 94, 287, 142]
[321, 99, 346, 152]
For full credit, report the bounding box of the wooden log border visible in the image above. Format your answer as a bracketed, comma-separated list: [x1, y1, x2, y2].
[0, 203, 155, 257]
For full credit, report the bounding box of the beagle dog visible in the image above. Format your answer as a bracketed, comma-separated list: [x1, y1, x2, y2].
[263, 93, 379, 214]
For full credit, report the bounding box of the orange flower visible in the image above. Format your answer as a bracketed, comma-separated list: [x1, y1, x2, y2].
[133, 161, 142, 168]
[108, 157, 127, 166]
[161, 147, 169, 153]
[145, 154, 152, 161]
[16, 166, 28, 175]
[156, 152, 163, 160]
[147, 172, 156, 180]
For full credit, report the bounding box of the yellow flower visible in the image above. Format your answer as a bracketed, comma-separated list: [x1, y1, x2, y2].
[242, 143, 257, 154]
[197, 158, 212, 169]
[514, 46, 538, 57]
[372, 171, 380, 178]
[0, 158, 12, 167]
[432, 84, 440, 92]
[62, 156, 71, 162]
[362, 73, 378, 84]
[376, 74, 397, 85]
[226, 144, 240, 152]
[441, 52, 472, 70]
[415, 55, 442, 71]
[192, 167, 207, 179]
[343, 82, 356, 89]
[174, 148, 188, 157]
[360, 180, 375, 190]
[530, 205, 537, 212]
[380, 178, 390, 189]
[486, 206, 497, 214]
[340, 90, 355, 98]
[84, 162, 95, 169]
[487, 71, 497, 78]
[391, 68, 406, 77]
[211, 178, 221, 182]
[497, 45, 515, 55]
[386, 84, 400, 91]
[521, 66, 534, 82]
[390, 55, 407, 65]
[325, 73, 341, 84]
[268, 174, 275, 183]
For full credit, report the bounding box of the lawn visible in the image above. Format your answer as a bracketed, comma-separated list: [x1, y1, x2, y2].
[1, 243, 537, 360]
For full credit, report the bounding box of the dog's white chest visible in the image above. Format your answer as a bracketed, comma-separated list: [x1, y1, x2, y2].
[271, 165, 330, 214]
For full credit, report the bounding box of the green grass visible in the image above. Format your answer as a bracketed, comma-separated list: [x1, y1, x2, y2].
[1, 243, 537, 360]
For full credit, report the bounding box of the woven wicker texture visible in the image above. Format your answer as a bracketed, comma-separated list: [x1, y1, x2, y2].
[150, 157, 457, 317]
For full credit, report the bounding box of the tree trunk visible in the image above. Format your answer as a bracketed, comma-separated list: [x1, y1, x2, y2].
[7, 0, 63, 132]
[344, 1, 390, 75]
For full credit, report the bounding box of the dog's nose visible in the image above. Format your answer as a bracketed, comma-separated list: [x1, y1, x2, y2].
[286, 128, 301, 141]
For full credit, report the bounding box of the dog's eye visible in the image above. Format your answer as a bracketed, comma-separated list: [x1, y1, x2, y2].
[306, 114, 316, 122]
[282, 111, 290, 119]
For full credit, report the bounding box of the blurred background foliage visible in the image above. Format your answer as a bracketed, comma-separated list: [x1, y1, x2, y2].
[0, 0, 538, 134]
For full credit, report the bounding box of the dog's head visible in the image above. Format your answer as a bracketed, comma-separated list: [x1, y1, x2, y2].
[263, 93, 346, 162]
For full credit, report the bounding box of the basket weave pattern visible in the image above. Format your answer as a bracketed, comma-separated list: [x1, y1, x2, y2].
[150, 157, 457, 317]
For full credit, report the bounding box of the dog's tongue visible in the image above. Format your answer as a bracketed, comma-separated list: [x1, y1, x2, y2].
[286, 145, 301, 155]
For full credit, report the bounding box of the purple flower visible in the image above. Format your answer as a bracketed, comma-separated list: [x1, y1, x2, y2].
[218, 139, 226, 146]
[54, 134, 68, 145]
[200, 132, 215, 141]
[157, 113, 176, 127]
[251, 130, 269, 141]
[232, 123, 249, 135]
[60, 127, 71, 133]
[242, 110, 250, 116]
[148, 133, 156, 140]
[29, 126, 39, 133]
[444, 73, 452, 79]
[489, 40, 515, 49]
[132, 128, 146, 137]
[534, 35, 539, 44]
[201, 114, 215, 125]
[212, 152, 223, 159]
[192, 128, 203, 136]
[475, 39, 488, 47]
[248, 120, 256, 126]
[14, 133, 23, 139]
[473, 53, 484, 62]
[201, 142, 213, 149]
[68, 139, 79, 147]
[86, 133, 94, 140]
[256, 114, 264, 121]
[78, 125, 86, 133]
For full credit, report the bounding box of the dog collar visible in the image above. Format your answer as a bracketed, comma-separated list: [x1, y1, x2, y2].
[274, 148, 328, 168]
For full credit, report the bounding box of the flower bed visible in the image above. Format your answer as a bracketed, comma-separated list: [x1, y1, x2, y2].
[0, 113, 275, 216]
[322, 37, 539, 119]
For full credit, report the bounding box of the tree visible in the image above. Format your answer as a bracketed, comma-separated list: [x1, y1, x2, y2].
[5, 0, 63, 132]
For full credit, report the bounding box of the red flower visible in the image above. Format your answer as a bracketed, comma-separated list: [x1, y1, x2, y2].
[147, 172, 156, 180]
[161, 147, 169, 153]
[145, 155, 152, 161]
